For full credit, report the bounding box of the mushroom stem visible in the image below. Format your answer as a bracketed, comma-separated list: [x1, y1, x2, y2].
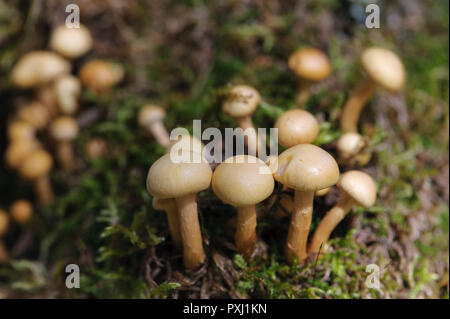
[308, 193, 355, 256]
[163, 199, 182, 250]
[340, 78, 378, 133]
[236, 116, 262, 156]
[57, 141, 76, 173]
[148, 122, 170, 148]
[34, 175, 54, 205]
[295, 80, 313, 107]
[37, 85, 59, 119]
[0, 240, 8, 264]
[235, 205, 257, 256]
[286, 190, 314, 265]
[176, 193, 205, 269]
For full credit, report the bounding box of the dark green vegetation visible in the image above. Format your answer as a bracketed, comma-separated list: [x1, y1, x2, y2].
[0, 0, 448, 298]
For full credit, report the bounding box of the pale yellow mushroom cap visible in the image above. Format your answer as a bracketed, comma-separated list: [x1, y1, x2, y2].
[8, 121, 35, 141]
[54, 74, 81, 115]
[11, 51, 71, 88]
[50, 116, 79, 141]
[360, 47, 405, 93]
[288, 48, 331, 81]
[338, 170, 376, 208]
[16, 101, 50, 129]
[5, 139, 41, 169]
[10, 200, 33, 224]
[79, 59, 124, 93]
[212, 155, 274, 207]
[146, 151, 212, 199]
[19, 149, 53, 179]
[222, 85, 261, 118]
[138, 105, 166, 127]
[275, 109, 319, 147]
[50, 24, 93, 59]
[0, 210, 9, 236]
[274, 144, 339, 192]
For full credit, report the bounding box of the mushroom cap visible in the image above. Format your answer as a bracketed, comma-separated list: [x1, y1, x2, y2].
[84, 138, 108, 160]
[11, 51, 71, 88]
[54, 74, 81, 114]
[16, 101, 50, 129]
[360, 47, 405, 93]
[222, 85, 261, 118]
[50, 116, 79, 141]
[275, 109, 319, 147]
[49, 24, 93, 59]
[212, 155, 274, 207]
[10, 200, 33, 224]
[288, 48, 331, 81]
[8, 121, 35, 141]
[338, 170, 376, 208]
[79, 59, 124, 92]
[337, 132, 365, 154]
[146, 152, 212, 199]
[274, 144, 339, 192]
[138, 105, 166, 127]
[0, 210, 9, 236]
[5, 139, 41, 169]
[19, 149, 53, 179]
[166, 134, 204, 157]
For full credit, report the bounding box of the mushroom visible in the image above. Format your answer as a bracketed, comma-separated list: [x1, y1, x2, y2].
[152, 197, 182, 250]
[308, 170, 376, 256]
[146, 151, 212, 269]
[49, 116, 79, 173]
[336, 132, 371, 167]
[79, 59, 124, 94]
[7, 120, 36, 142]
[275, 109, 320, 148]
[49, 24, 93, 59]
[84, 138, 108, 160]
[212, 155, 274, 255]
[54, 74, 81, 115]
[340, 47, 406, 132]
[16, 101, 50, 130]
[10, 200, 33, 225]
[19, 149, 54, 205]
[275, 187, 330, 219]
[222, 85, 263, 156]
[5, 139, 41, 169]
[288, 48, 331, 107]
[138, 105, 170, 148]
[0, 210, 9, 264]
[274, 144, 339, 264]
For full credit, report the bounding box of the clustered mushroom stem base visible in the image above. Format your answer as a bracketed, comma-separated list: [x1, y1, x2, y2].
[286, 190, 314, 265]
[235, 205, 257, 256]
[164, 200, 182, 250]
[34, 175, 54, 205]
[308, 194, 355, 256]
[0, 240, 8, 264]
[236, 116, 262, 157]
[57, 141, 76, 173]
[295, 80, 313, 108]
[340, 78, 378, 133]
[176, 193, 206, 270]
[149, 122, 170, 148]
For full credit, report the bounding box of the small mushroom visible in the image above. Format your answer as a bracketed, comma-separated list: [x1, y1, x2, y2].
[5, 139, 41, 169]
[274, 144, 339, 264]
[0, 210, 9, 264]
[49, 24, 93, 59]
[7, 120, 36, 142]
[222, 85, 263, 156]
[275, 109, 319, 148]
[308, 171, 376, 256]
[10, 200, 33, 225]
[288, 48, 331, 107]
[84, 138, 108, 160]
[212, 155, 274, 255]
[79, 59, 124, 94]
[138, 105, 170, 148]
[336, 132, 371, 167]
[16, 101, 50, 130]
[152, 197, 182, 250]
[19, 149, 54, 205]
[146, 151, 212, 269]
[50, 116, 79, 173]
[340, 47, 406, 132]
[54, 74, 81, 115]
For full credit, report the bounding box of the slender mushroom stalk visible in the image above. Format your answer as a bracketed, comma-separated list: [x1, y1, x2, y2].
[147, 151, 212, 270]
[222, 85, 263, 156]
[10, 200, 33, 225]
[275, 187, 329, 219]
[19, 149, 54, 205]
[138, 105, 170, 148]
[152, 197, 182, 250]
[308, 171, 376, 256]
[274, 144, 339, 265]
[79, 59, 124, 94]
[336, 132, 372, 167]
[340, 47, 406, 133]
[275, 109, 319, 148]
[288, 48, 331, 108]
[54, 74, 81, 115]
[212, 155, 274, 256]
[50, 24, 93, 59]
[0, 210, 9, 264]
[50, 116, 79, 173]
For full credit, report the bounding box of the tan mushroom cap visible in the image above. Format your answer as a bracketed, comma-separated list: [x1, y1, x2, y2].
[19, 149, 53, 179]
[222, 85, 261, 118]
[138, 105, 166, 127]
[11, 51, 71, 88]
[275, 109, 319, 147]
[146, 151, 212, 199]
[50, 116, 79, 141]
[274, 144, 339, 192]
[50, 24, 93, 59]
[5, 139, 41, 169]
[166, 135, 204, 156]
[0, 210, 9, 236]
[8, 121, 35, 141]
[10, 200, 33, 224]
[338, 170, 376, 208]
[16, 101, 50, 129]
[337, 132, 365, 155]
[79, 59, 124, 92]
[212, 155, 274, 207]
[288, 48, 331, 81]
[360, 47, 405, 93]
